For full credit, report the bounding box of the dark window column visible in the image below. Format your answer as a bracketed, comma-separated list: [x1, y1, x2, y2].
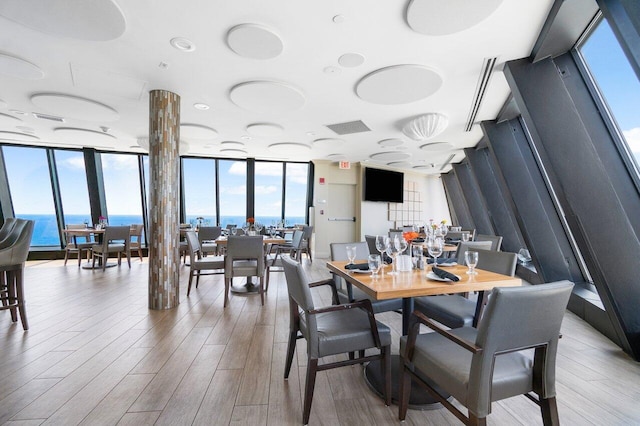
[441, 171, 473, 229]
[452, 162, 493, 235]
[0, 147, 14, 222]
[598, 0, 640, 80]
[83, 147, 107, 225]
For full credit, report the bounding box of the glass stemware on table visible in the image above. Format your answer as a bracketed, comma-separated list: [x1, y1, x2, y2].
[368, 254, 382, 277]
[517, 248, 531, 265]
[465, 250, 479, 275]
[386, 236, 402, 275]
[411, 243, 424, 269]
[345, 245, 357, 265]
[375, 235, 389, 274]
[426, 236, 444, 266]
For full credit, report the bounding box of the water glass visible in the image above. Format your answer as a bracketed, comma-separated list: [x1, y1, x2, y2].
[411, 244, 423, 269]
[465, 250, 479, 275]
[368, 254, 382, 277]
[346, 245, 357, 265]
[462, 232, 470, 242]
[518, 248, 531, 265]
[427, 237, 443, 265]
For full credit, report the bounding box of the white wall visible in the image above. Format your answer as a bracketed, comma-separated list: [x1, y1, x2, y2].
[311, 161, 450, 258]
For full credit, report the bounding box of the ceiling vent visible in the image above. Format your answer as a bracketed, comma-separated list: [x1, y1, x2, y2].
[439, 153, 456, 171]
[33, 112, 65, 122]
[325, 120, 370, 135]
[465, 57, 497, 132]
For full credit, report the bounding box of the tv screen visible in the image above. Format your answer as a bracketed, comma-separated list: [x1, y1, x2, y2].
[364, 168, 404, 202]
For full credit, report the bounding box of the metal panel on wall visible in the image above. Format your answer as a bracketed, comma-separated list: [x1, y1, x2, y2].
[441, 171, 473, 229]
[452, 162, 493, 235]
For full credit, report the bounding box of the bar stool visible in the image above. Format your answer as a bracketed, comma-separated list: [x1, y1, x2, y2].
[0, 219, 34, 330]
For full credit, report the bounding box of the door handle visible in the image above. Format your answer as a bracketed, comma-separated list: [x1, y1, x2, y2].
[327, 217, 356, 222]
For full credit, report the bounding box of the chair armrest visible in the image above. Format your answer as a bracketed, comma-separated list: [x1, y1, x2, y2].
[308, 278, 339, 305]
[405, 310, 482, 361]
[308, 299, 383, 348]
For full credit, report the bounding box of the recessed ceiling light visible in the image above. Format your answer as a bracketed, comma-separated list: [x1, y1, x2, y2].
[9, 109, 27, 116]
[306, 131, 315, 136]
[170, 37, 196, 52]
[332, 15, 345, 23]
[158, 62, 169, 69]
[193, 103, 210, 110]
[324, 66, 340, 74]
[338, 53, 365, 68]
[241, 135, 252, 140]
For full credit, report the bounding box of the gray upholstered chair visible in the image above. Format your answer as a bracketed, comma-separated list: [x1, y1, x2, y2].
[364, 234, 378, 255]
[91, 225, 131, 271]
[475, 234, 503, 251]
[281, 255, 391, 425]
[64, 224, 95, 266]
[0, 218, 34, 330]
[129, 224, 144, 261]
[453, 240, 493, 263]
[330, 242, 403, 313]
[415, 249, 518, 328]
[224, 235, 265, 307]
[184, 230, 225, 297]
[0, 218, 17, 247]
[197, 226, 222, 256]
[297, 225, 313, 262]
[399, 280, 574, 425]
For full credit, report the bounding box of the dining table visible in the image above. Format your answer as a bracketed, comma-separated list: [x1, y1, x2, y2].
[326, 260, 521, 408]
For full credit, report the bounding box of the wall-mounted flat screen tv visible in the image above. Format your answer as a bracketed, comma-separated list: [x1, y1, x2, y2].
[364, 167, 404, 203]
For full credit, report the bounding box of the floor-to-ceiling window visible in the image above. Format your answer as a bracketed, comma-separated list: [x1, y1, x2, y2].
[101, 153, 144, 226]
[254, 161, 283, 227]
[284, 162, 309, 225]
[578, 16, 640, 174]
[54, 149, 91, 227]
[2, 146, 60, 246]
[218, 159, 247, 227]
[183, 158, 217, 226]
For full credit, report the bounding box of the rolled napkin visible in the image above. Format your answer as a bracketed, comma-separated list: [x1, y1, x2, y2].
[412, 238, 425, 243]
[345, 262, 370, 271]
[432, 266, 460, 281]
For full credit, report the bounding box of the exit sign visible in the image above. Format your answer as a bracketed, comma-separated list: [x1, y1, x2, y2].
[339, 161, 351, 169]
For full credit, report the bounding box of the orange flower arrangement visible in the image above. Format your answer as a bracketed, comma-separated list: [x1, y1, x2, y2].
[246, 217, 255, 224]
[403, 231, 419, 242]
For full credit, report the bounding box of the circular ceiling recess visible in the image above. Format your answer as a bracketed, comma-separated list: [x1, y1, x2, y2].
[0, 112, 22, 126]
[388, 161, 412, 168]
[230, 81, 305, 113]
[370, 151, 411, 161]
[180, 123, 218, 140]
[406, 0, 503, 36]
[356, 65, 442, 104]
[31, 93, 119, 122]
[220, 148, 247, 156]
[227, 24, 283, 59]
[313, 138, 344, 150]
[0, 130, 39, 141]
[419, 142, 454, 151]
[0, 53, 44, 79]
[0, 0, 126, 41]
[326, 153, 346, 160]
[220, 141, 245, 148]
[338, 53, 365, 68]
[53, 127, 116, 145]
[378, 138, 403, 147]
[246, 122, 284, 137]
[268, 142, 311, 154]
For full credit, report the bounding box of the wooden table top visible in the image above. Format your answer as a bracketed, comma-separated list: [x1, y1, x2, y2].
[213, 236, 286, 245]
[326, 260, 521, 301]
[63, 228, 105, 236]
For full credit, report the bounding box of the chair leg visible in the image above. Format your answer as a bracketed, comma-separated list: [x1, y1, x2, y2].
[224, 278, 230, 307]
[540, 396, 560, 426]
[259, 275, 265, 306]
[15, 268, 28, 330]
[78, 249, 83, 267]
[284, 329, 297, 379]
[265, 267, 270, 292]
[398, 358, 411, 421]
[469, 414, 487, 426]
[64, 249, 70, 265]
[382, 345, 391, 406]
[126, 251, 131, 268]
[7, 272, 17, 323]
[187, 271, 194, 296]
[303, 358, 318, 425]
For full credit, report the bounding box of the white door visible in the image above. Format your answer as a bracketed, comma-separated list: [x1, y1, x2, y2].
[326, 183, 356, 244]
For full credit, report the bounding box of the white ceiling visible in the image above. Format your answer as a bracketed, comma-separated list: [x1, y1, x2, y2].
[0, 0, 554, 175]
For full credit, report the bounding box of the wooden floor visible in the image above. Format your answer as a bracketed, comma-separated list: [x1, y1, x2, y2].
[1, 256, 639, 425]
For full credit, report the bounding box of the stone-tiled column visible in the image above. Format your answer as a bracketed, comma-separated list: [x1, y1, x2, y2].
[148, 90, 180, 310]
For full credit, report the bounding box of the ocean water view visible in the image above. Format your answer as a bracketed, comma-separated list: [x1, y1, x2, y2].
[21, 214, 305, 247]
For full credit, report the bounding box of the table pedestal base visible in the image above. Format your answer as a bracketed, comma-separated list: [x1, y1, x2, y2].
[364, 355, 448, 410]
[82, 262, 117, 270]
[230, 278, 261, 294]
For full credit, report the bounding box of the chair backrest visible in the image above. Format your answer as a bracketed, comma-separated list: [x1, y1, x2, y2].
[388, 230, 403, 241]
[184, 230, 201, 263]
[301, 225, 313, 240]
[282, 255, 319, 355]
[0, 218, 34, 266]
[224, 235, 265, 276]
[0, 218, 16, 240]
[475, 249, 517, 276]
[364, 235, 378, 255]
[470, 281, 574, 416]
[455, 241, 493, 263]
[475, 234, 503, 251]
[103, 226, 131, 248]
[330, 241, 370, 262]
[198, 226, 222, 242]
[130, 224, 144, 238]
[290, 229, 304, 249]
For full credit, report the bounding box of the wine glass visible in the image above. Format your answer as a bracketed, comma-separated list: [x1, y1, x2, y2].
[255, 222, 263, 234]
[386, 236, 401, 275]
[517, 248, 531, 265]
[465, 250, 479, 275]
[462, 232, 470, 242]
[346, 245, 357, 265]
[395, 236, 408, 255]
[368, 254, 382, 277]
[439, 224, 448, 240]
[411, 244, 423, 269]
[427, 237, 443, 266]
[230, 227, 237, 236]
[375, 235, 388, 273]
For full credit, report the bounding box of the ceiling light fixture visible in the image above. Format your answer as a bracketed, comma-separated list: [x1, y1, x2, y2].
[170, 37, 196, 52]
[193, 103, 210, 110]
[402, 113, 448, 141]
